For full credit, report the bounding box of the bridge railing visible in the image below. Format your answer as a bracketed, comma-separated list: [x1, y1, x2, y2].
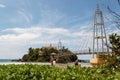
[73, 50, 112, 55]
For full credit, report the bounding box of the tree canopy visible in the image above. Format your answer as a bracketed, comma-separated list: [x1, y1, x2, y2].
[109, 33, 120, 54]
[100, 33, 120, 68]
[22, 46, 77, 63]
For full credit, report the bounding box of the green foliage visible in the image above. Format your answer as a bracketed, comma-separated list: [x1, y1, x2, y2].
[69, 54, 77, 61]
[22, 47, 55, 62]
[22, 47, 40, 62]
[57, 47, 77, 63]
[22, 54, 30, 62]
[22, 46, 77, 63]
[101, 33, 120, 69]
[57, 55, 77, 63]
[100, 54, 120, 69]
[28, 47, 34, 55]
[57, 56, 70, 63]
[0, 64, 119, 80]
[109, 33, 120, 54]
[41, 48, 58, 62]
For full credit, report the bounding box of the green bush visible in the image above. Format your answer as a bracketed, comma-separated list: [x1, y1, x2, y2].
[0, 64, 119, 80]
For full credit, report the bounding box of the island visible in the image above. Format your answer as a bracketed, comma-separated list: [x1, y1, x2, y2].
[22, 45, 77, 63]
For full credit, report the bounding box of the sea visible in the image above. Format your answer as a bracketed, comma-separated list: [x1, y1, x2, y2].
[0, 54, 92, 62]
[0, 54, 92, 67]
[0, 59, 50, 65]
[0, 59, 12, 62]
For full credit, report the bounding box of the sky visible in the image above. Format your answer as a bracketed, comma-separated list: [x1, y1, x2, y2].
[0, 0, 119, 59]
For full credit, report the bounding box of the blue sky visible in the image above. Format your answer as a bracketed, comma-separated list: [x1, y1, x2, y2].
[0, 0, 119, 59]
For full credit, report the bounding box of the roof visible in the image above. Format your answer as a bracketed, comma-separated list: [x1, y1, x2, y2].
[41, 46, 57, 50]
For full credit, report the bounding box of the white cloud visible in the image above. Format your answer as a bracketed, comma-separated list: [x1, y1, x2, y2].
[0, 4, 6, 8]
[0, 23, 119, 59]
[2, 27, 69, 35]
[0, 25, 93, 46]
[0, 27, 70, 46]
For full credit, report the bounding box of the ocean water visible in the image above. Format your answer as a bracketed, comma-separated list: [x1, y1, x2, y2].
[0, 55, 93, 66]
[0, 55, 92, 62]
[0, 59, 12, 62]
[77, 54, 93, 61]
[0, 59, 50, 65]
[0, 59, 91, 67]
[0, 54, 92, 62]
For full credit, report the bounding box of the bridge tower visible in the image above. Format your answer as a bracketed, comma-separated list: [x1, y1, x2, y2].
[93, 4, 109, 58]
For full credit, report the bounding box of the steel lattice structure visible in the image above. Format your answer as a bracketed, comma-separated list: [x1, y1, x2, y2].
[93, 5, 109, 58]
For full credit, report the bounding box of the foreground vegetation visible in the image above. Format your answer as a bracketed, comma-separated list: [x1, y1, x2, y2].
[0, 64, 120, 80]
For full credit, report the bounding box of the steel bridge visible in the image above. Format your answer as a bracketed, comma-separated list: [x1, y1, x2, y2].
[57, 5, 111, 57]
[55, 5, 112, 56]
[58, 52, 112, 57]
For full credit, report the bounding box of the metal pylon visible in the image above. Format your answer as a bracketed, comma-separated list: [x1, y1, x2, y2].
[93, 4, 109, 58]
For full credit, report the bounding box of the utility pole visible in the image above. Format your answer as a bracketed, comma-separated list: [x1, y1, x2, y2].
[93, 4, 109, 58]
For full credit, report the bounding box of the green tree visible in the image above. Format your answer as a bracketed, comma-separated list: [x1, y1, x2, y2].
[57, 46, 77, 63]
[33, 48, 40, 54]
[109, 33, 120, 54]
[101, 33, 120, 68]
[22, 46, 77, 63]
[28, 53, 39, 61]
[28, 47, 34, 55]
[22, 47, 40, 62]
[42, 48, 50, 62]
[22, 54, 30, 61]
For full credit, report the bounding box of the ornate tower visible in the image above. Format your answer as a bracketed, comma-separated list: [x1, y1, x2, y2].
[93, 4, 109, 57]
[58, 39, 62, 50]
[58, 39, 63, 55]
